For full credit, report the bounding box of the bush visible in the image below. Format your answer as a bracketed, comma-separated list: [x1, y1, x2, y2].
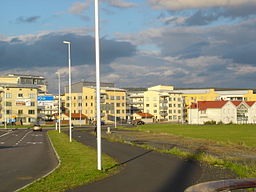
[204, 120, 216, 125]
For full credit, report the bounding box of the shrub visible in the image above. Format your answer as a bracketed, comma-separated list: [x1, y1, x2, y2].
[204, 120, 216, 125]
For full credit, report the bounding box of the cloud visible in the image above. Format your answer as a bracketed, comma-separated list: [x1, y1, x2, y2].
[16, 16, 40, 23]
[0, 31, 136, 71]
[68, 1, 90, 14]
[148, 0, 256, 11]
[104, 0, 137, 8]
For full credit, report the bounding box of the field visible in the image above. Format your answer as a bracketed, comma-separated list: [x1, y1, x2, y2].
[127, 124, 256, 147]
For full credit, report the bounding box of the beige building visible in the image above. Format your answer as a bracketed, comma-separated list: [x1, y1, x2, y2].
[63, 82, 127, 124]
[144, 85, 184, 122]
[127, 92, 144, 118]
[0, 84, 38, 125]
[0, 74, 48, 93]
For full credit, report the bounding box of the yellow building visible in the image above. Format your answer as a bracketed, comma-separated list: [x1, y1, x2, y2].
[64, 85, 127, 124]
[0, 84, 38, 125]
[0, 74, 48, 93]
[144, 85, 184, 122]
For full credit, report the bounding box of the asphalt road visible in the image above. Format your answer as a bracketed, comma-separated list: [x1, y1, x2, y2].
[0, 129, 58, 192]
[68, 129, 203, 192]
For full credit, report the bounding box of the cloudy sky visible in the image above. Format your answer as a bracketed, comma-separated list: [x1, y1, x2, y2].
[1, 0, 256, 93]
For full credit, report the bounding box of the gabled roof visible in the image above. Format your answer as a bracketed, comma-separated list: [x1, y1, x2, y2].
[190, 100, 256, 110]
[190, 101, 228, 110]
[134, 112, 154, 118]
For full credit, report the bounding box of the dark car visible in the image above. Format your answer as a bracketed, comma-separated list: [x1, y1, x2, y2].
[132, 120, 145, 125]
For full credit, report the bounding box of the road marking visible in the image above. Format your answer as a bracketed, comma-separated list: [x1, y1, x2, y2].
[0, 131, 13, 138]
[14, 130, 32, 146]
[31, 134, 43, 137]
[27, 142, 43, 145]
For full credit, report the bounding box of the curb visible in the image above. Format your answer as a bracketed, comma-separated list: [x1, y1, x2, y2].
[15, 131, 61, 192]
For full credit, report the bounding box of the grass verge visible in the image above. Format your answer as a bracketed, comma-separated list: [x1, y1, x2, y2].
[19, 130, 118, 192]
[104, 134, 256, 179]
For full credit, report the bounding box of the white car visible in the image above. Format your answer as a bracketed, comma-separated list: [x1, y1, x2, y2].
[33, 124, 42, 131]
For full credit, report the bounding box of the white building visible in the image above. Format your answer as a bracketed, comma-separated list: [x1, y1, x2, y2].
[188, 101, 256, 124]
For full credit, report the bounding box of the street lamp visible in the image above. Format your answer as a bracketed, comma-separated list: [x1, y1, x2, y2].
[94, 0, 102, 170]
[56, 72, 61, 133]
[63, 40, 72, 142]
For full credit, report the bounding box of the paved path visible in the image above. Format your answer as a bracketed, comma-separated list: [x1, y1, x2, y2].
[68, 129, 204, 192]
[0, 129, 58, 192]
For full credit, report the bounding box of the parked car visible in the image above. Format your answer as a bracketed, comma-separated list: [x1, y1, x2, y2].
[93, 120, 105, 126]
[33, 124, 42, 131]
[132, 120, 145, 125]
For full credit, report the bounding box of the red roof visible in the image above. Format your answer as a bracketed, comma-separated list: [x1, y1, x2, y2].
[244, 101, 255, 106]
[63, 113, 88, 118]
[190, 101, 228, 110]
[190, 101, 256, 110]
[134, 112, 154, 118]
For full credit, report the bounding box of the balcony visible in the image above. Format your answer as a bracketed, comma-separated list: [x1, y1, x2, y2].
[160, 106, 168, 110]
[160, 100, 168, 104]
[160, 111, 168, 117]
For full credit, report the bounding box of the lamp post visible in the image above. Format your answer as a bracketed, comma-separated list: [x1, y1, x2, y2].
[56, 72, 61, 133]
[63, 40, 72, 142]
[94, 0, 102, 170]
[3, 86, 7, 129]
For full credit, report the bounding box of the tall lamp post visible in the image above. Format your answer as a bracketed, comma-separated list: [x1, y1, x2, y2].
[56, 72, 61, 133]
[63, 40, 72, 142]
[94, 0, 102, 170]
[3, 86, 7, 129]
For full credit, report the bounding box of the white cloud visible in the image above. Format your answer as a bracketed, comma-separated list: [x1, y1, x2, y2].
[149, 0, 256, 10]
[68, 1, 91, 14]
[104, 0, 137, 8]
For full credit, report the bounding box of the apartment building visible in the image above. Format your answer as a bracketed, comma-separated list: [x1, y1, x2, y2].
[0, 74, 48, 93]
[144, 85, 184, 122]
[0, 84, 38, 125]
[127, 92, 144, 117]
[63, 82, 127, 124]
[37, 94, 59, 120]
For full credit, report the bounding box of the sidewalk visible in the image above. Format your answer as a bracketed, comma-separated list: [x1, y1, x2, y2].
[67, 129, 236, 192]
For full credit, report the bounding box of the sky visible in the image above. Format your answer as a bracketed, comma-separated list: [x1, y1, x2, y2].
[1, 0, 256, 93]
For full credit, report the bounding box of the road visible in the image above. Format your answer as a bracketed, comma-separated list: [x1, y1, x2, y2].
[68, 129, 203, 192]
[0, 129, 58, 192]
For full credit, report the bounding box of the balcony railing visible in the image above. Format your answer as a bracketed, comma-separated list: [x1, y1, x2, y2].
[160, 100, 168, 104]
[160, 106, 168, 110]
[160, 111, 168, 117]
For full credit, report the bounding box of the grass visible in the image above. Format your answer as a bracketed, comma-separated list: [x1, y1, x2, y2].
[123, 124, 256, 147]
[19, 130, 118, 192]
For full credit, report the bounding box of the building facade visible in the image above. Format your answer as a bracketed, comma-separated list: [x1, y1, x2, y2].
[0, 84, 38, 125]
[188, 101, 256, 124]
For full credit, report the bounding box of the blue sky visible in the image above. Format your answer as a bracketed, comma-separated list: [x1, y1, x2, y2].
[1, 0, 256, 93]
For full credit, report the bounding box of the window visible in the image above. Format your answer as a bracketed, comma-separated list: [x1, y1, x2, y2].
[169, 116, 172, 120]
[66, 103, 70, 107]
[169, 104, 172, 107]
[116, 103, 120, 107]
[178, 104, 181, 107]
[18, 110, 23, 115]
[117, 110, 120, 114]
[91, 96, 93, 99]
[6, 93, 12, 98]
[91, 103, 93, 106]
[31, 102, 35, 106]
[154, 103, 157, 107]
[178, 110, 181, 114]
[146, 104, 150, 107]
[154, 110, 157, 113]
[28, 110, 35, 114]
[78, 103, 82, 107]
[29, 93, 35, 98]
[18, 93, 23, 98]
[116, 96, 120, 100]
[78, 96, 82, 100]
[169, 110, 172, 113]
[6, 102, 12, 106]
[6, 110, 12, 114]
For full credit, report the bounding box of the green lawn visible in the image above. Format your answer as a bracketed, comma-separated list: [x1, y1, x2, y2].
[20, 131, 118, 192]
[126, 124, 256, 147]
